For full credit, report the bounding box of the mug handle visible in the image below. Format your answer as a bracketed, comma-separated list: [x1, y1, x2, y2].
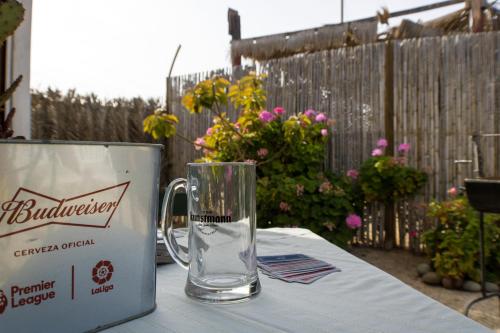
[161, 178, 189, 270]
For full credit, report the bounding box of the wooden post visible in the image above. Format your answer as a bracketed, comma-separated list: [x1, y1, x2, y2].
[0, 42, 6, 126]
[384, 40, 395, 249]
[228, 8, 241, 67]
[469, 0, 486, 32]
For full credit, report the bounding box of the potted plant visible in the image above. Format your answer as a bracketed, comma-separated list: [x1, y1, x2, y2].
[422, 191, 500, 289]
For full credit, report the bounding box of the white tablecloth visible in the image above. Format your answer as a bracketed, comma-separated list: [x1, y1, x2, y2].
[105, 228, 491, 333]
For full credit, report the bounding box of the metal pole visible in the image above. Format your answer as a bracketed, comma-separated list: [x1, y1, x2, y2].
[341, 0, 344, 23]
[479, 212, 485, 297]
[464, 210, 500, 316]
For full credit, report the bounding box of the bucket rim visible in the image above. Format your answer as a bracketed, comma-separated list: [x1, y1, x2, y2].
[0, 139, 163, 149]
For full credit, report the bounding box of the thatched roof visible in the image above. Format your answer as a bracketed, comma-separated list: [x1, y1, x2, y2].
[231, 19, 378, 62]
[392, 5, 499, 39]
[393, 8, 469, 39]
[231, 1, 500, 62]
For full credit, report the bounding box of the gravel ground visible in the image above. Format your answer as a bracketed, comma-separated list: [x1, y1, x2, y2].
[350, 247, 499, 332]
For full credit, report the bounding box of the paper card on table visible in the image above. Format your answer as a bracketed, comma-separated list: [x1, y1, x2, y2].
[257, 254, 310, 264]
[257, 253, 341, 284]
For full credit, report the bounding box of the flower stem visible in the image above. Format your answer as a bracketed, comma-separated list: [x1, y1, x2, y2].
[212, 101, 254, 147]
[175, 132, 215, 151]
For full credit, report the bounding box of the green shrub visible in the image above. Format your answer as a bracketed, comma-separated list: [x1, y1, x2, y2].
[144, 74, 363, 247]
[422, 195, 500, 282]
[257, 171, 363, 247]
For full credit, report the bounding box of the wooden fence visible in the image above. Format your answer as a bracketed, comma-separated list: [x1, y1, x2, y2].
[31, 89, 171, 185]
[166, 31, 500, 252]
[32, 89, 160, 141]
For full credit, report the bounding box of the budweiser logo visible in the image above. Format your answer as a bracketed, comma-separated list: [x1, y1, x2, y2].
[0, 182, 130, 238]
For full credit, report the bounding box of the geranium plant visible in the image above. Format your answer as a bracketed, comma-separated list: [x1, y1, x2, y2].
[144, 74, 363, 247]
[354, 139, 427, 248]
[359, 140, 427, 203]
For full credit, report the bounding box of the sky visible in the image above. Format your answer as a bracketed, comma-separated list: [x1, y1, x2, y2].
[30, 0, 465, 100]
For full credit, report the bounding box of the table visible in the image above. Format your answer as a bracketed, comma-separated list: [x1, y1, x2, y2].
[105, 228, 491, 333]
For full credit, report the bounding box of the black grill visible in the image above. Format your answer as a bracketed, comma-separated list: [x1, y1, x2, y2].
[465, 178, 500, 214]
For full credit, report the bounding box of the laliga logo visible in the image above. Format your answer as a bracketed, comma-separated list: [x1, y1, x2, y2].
[91, 260, 115, 295]
[92, 260, 114, 285]
[0, 289, 7, 314]
[0, 182, 129, 238]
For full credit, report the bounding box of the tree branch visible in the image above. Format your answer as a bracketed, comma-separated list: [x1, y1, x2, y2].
[175, 132, 216, 151]
[212, 101, 250, 143]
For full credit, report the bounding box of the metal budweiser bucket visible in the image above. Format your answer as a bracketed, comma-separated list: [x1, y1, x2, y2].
[0, 140, 162, 332]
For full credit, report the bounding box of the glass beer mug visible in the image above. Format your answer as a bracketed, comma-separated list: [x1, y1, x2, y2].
[161, 162, 261, 303]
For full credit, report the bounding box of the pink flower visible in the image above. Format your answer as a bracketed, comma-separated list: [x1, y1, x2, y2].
[315, 112, 327, 122]
[259, 110, 275, 123]
[393, 156, 406, 165]
[194, 137, 205, 150]
[304, 109, 316, 118]
[447, 187, 458, 197]
[321, 128, 328, 136]
[346, 214, 362, 229]
[279, 201, 291, 212]
[257, 148, 269, 158]
[409, 230, 418, 238]
[371, 148, 383, 157]
[206, 127, 214, 135]
[273, 107, 285, 115]
[296, 184, 304, 196]
[398, 143, 411, 153]
[347, 169, 359, 180]
[377, 138, 388, 148]
[319, 181, 333, 194]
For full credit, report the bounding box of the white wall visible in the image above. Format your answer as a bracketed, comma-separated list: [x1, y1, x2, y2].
[6, 0, 32, 138]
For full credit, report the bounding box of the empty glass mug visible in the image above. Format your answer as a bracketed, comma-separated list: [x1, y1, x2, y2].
[161, 162, 261, 303]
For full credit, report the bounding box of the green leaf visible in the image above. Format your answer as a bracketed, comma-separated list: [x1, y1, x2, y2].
[143, 112, 178, 139]
[0, 0, 25, 45]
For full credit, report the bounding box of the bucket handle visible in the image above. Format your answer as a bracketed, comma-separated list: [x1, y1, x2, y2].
[161, 178, 189, 269]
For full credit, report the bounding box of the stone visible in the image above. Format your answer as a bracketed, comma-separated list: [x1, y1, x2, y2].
[442, 277, 463, 289]
[416, 263, 431, 277]
[422, 272, 441, 285]
[463, 280, 481, 292]
[485, 282, 499, 292]
[384, 240, 394, 250]
[442, 277, 454, 289]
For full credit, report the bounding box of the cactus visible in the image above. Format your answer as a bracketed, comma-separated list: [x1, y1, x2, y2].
[0, 74, 21, 105]
[0, 0, 24, 45]
[0, 0, 25, 138]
